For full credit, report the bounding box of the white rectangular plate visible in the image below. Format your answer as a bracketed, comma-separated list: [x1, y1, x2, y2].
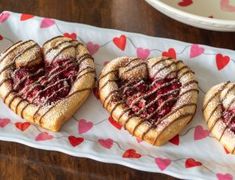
[0, 11, 235, 180]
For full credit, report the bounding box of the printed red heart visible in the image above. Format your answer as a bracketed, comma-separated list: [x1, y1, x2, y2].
[122, 149, 141, 158]
[108, 116, 122, 130]
[68, 136, 84, 147]
[0, 118, 10, 128]
[113, 35, 126, 51]
[63, 33, 77, 40]
[162, 48, 176, 59]
[178, 0, 193, 7]
[216, 53, 230, 70]
[169, 134, 179, 145]
[185, 158, 202, 168]
[93, 87, 99, 99]
[0, 35, 3, 40]
[15, 122, 31, 131]
[20, 14, 34, 21]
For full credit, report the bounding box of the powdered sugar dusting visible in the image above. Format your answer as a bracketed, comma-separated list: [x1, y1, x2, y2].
[0, 36, 95, 130]
[100, 56, 198, 146]
[43, 38, 78, 63]
[119, 58, 147, 81]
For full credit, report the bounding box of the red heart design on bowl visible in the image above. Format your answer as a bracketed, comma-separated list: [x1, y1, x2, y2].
[178, 0, 193, 7]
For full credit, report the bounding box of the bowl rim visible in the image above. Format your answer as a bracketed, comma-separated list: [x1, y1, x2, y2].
[147, 0, 235, 25]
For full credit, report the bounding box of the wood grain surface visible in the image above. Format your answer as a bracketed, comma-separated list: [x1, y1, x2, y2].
[0, 0, 234, 179]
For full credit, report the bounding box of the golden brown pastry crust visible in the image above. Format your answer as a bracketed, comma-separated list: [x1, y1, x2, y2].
[98, 56, 198, 146]
[0, 36, 95, 131]
[203, 82, 235, 154]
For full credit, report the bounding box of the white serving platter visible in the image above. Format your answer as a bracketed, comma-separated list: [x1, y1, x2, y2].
[0, 11, 235, 180]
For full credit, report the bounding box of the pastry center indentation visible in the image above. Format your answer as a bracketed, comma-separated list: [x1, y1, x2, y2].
[12, 58, 79, 105]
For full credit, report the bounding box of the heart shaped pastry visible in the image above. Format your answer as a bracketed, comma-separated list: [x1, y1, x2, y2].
[98, 57, 198, 145]
[203, 82, 235, 153]
[0, 36, 95, 131]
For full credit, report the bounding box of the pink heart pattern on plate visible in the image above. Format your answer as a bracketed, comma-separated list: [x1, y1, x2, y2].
[98, 138, 113, 149]
[155, 158, 171, 171]
[136, 47, 150, 59]
[194, 125, 210, 141]
[190, 44, 204, 58]
[216, 173, 233, 180]
[0, 118, 11, 128]
[87, 41, 100, 55]
[35, 132, 54, 141]
[0, 12, 10, 23]
[40, 18, 55, 28]
[78, 119, 93, 134]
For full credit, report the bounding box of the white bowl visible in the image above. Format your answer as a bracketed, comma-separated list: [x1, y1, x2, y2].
[146, 0, 235, 31]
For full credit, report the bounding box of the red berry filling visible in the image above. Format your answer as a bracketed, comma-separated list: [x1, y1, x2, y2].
[222, 107, 235, 133]
[118, 77, 181, 124]
[12, 59, 79, 105]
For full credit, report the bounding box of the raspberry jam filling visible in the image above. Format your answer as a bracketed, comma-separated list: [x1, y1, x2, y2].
[12, 59, 79, 105]
[222, 108, 235, 133]
[118, 77, 181, 124]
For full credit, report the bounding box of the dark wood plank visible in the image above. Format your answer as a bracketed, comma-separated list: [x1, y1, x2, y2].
[0, 141, 175, 180]
[0, 0, 234, 179]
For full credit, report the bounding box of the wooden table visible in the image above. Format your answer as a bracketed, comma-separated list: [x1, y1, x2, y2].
[0, 0, 235, 179]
